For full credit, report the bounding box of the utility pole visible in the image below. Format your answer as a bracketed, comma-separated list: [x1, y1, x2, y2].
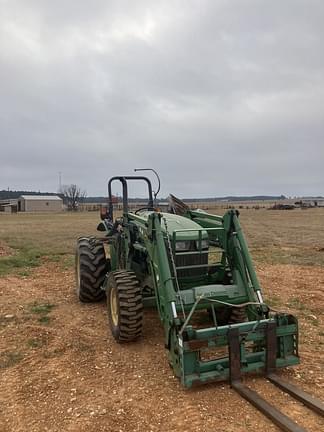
[58, 172, 62, 192]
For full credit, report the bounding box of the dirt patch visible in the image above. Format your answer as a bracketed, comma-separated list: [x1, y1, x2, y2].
[0, 241, 15, 257]
[0, 263, 323, 431]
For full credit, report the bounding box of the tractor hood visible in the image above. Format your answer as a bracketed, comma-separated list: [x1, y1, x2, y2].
[136, 210, 208, 241]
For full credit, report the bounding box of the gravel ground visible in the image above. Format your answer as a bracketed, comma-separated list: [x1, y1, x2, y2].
[0, 262, 323, 432]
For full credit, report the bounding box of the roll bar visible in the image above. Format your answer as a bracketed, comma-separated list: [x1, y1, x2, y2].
[107, 176, 154, 219]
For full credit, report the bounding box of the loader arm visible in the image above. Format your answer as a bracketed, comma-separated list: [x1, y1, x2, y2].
[128, 209, 299, 387]
[187, 209, 266, 312]
[128, 211, 181, 345]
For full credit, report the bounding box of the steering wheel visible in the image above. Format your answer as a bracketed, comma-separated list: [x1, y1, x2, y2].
[134, 207, 156, 215]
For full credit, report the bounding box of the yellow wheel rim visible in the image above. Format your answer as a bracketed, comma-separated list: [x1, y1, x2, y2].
[110, 286, 118, 326]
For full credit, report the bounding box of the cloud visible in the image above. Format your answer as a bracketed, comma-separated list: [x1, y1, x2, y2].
[1, 0, 323, 197]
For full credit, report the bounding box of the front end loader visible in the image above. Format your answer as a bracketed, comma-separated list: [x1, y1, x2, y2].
[75, 175, 299, 385]
[75, 176, 324, 431]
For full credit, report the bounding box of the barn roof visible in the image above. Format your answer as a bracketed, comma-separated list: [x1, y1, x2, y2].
[19, 195, 62, 201]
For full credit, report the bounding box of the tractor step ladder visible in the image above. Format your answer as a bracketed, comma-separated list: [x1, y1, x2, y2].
[228, 323, 324, 432]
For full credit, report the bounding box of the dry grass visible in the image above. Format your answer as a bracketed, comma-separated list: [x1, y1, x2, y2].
[0, 212, 99, 275]
[0, 207, 323, 276]
[210, 207, 324, 266]
[0, 211, 98, 254]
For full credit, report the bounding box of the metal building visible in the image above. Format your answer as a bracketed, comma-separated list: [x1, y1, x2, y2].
[0, 199, 18, 213]
[18, 195, 63, 212]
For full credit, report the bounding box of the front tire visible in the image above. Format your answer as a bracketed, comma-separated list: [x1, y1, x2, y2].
[107, 271, 143, 342]
[75, 237, 109, 302]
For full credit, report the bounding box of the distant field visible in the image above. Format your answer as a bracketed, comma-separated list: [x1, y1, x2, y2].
[0, 207, 323, 276]
[221, 207, 324, 266]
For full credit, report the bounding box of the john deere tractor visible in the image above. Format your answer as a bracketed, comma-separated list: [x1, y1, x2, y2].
[75, 175, 300, 389]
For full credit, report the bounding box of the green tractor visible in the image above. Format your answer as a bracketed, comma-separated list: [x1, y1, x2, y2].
[76, 175, 324, 430]
[75, 175, 300, 388]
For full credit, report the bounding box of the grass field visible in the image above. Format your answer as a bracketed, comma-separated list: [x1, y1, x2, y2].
[0, 207, 323, 276]
[0, 212, 99, 276]
[229, 207, 324, 266]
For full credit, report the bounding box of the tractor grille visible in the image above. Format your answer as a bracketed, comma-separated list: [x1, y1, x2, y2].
[175, 253, 208, 278]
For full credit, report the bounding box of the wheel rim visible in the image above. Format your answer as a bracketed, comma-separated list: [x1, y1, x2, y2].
[110, 286, 118, 326]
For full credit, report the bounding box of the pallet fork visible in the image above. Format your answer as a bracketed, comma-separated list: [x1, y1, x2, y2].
[228, 323, 324, 432]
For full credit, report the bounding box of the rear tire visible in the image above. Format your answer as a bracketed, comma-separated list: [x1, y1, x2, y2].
[228, 307, 247, 324]
[106, 271, 143, 342]
[75, 237, 109, 302]
[208, 306, 247, 324]
[208, 307, 231, 325]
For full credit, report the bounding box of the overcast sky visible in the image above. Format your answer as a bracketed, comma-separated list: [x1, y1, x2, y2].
[1, 1, 323, 198]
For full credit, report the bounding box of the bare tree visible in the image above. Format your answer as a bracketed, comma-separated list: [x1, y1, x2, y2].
[61, 184, 86, 211]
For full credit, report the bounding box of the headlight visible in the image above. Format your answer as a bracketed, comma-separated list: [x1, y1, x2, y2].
[175, 241, 191, 251]
[195, 239, 209, 250]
